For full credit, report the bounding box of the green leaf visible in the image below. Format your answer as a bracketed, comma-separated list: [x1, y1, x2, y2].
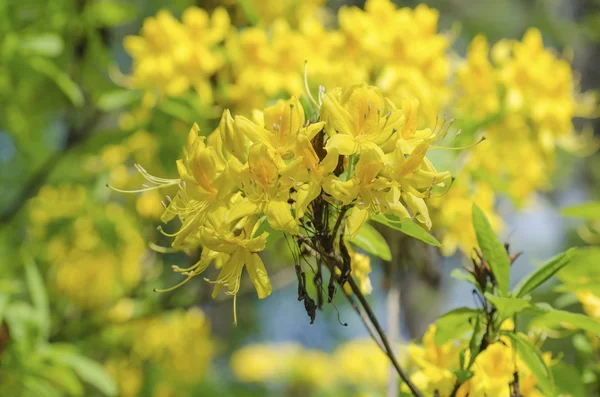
[236, 0, 259, 25]
[450, 268, 479, 289]
[467, 315, 485, 368]
[23, 377, 62, 397]
[23, 254, 50, 341]
[371, 215, 441, 247]
[96, 90, 141, 111]
[40, 365, 84, 396]
[504, 333, 555, 396]
[485, 293, 531, 318]
[350, 222, 392, 261]
[20, 34, 64, 57]
[434, 307, 480, 345]
[84, 1, 136, 27]
[453, 368, 474, 384]
[552, 362, 587, 397]
[557, 247, 600, 286]
[560, 201, 600, 220]
[513, 248, 577, 298]
[472, 203, 510, 295]
[54, 353, 117, 396]
[530, 309, 600, 334]
[29, 58, 84, 107]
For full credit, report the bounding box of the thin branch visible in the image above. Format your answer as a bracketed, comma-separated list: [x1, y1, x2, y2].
[0, 111, 100, 225]
[343, 291, 385, 351]
[346, 276, 424, 397]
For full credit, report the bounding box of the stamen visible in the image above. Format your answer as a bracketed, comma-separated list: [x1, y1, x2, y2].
[303, 61, 320, 108]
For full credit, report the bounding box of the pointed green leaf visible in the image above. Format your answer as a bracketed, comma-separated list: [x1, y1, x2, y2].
[350, 222, 392, 261]
[53, 353, 118, 396]
[96, 90, 141, 111]
[20, 34, 64, 57]
[84, 1, 136, 27]
[434, 307, 480, 345]
[485, 293, 531, 318]
[450, 268, 479, 289]
[552, 362, 587, 397]
[560, 201, 600, 220]
[530, 309, 600, 335]
[472, 203, 510, 295]
[23, 254, 50, 341]
[29, 58, 84, 107]
[371, 215, 441, 247]
[505, 332, 555, 397]
[467, 315, 485, 368]
[513, 248, 577, 298]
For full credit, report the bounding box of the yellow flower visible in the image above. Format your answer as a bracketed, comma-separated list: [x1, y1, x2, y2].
[338, 0, 450, 124]
[132, 309, 213, 383]
[429, 179, 503, 256]
[124, 7, 229, 103]
[322, 84, 403, 157]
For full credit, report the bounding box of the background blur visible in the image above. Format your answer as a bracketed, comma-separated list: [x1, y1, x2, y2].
[0, 0, 598, 396]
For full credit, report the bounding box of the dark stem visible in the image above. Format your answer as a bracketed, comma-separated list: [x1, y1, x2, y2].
[345, 276, 424, 397]
[343, 292, 384, 350]
[0, 111, 100, 225]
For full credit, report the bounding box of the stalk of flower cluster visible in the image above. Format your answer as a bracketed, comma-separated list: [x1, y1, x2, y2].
[298, 227, 423, 397]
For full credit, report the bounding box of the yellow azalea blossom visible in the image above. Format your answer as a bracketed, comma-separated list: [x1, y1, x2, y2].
[322, 84, 403, 158]
[131, 309, 214, 383]
[429, 179, 503, 256]
[405, 325, 463, 396]
[226, 143, 299, 234]
[338, 0, 451, 124]
[119, 83, 450, 318]
[242, 0, 327, 27]
[29, 187, 144, 309]
[231, 343, 331, 389]
[124, 7, 230, 102]
[199, 205, 272, 301]
[233, 96, 323, 157]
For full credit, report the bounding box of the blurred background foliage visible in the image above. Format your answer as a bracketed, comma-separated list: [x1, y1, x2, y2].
[0, 0, 599, 396]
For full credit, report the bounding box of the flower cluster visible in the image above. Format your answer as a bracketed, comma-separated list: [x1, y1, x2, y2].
[123, 83, 451, 319]
[230, 339, 399, 392]
[29, 185, 145, 309]
[106, 308, 214, 396]
[124, 6, 230, 103]
[455, 28, 596, 204]
[122, 1, 595, 257]
[405, 324, 548, 397]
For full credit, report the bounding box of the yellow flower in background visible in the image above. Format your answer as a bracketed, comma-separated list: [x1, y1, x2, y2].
[105, 358, 143, 397]
[243, 0, 327, 26]
[334, 339, 400, 388]
[455, 27, 597, 207]
[405, 325, 462, 396]
[338, 0, 451, 124]
[231, 343, 331, 389]
[132, 309, 214, 383]
[124, 7, 230, 103]
[29, 186, 145, 309]
[429, 179, 503, 256]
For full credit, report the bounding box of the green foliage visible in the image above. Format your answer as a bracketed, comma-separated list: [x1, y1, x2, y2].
[513, 248, 577, 298]
[472, 203, 510, 295]
[0, 258, 117, 397]
[372, 214, 442, 247]
[350, 222, 392, 261]
[434, 307, 480, 344]
[561, 201, 600, 219]
[504, 332, 555, 396]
